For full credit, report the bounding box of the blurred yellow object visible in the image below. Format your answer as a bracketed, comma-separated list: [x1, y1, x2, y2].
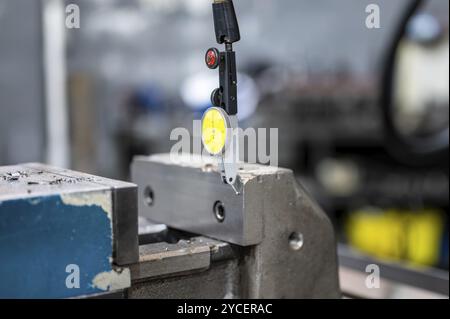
[202, 107, 228, 155]
[346, 208, 444, 266]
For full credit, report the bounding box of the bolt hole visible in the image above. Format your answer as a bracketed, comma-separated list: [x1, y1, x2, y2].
[289, 232, 304, 251]
[144, 186, 154, 207]
[213, 201, 225, 223]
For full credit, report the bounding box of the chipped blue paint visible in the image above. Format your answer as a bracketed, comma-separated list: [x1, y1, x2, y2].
[0, 195, 113, 298]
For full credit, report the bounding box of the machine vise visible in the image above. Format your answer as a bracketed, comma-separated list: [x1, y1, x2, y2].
[0, 155, 340, 298]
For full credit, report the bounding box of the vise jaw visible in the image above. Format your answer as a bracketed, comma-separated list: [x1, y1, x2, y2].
[132, 154, 340, 298]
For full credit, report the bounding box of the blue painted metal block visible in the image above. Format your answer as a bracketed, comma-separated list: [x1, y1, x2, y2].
[0, 164, 138, 298]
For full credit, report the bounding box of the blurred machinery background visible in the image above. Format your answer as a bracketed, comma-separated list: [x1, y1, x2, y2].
[0, 0, 448, 298]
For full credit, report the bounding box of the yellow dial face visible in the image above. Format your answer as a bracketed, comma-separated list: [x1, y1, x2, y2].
[202, 108, 228, 155]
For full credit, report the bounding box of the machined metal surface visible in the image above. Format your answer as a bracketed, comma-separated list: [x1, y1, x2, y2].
[131, 154, 341, 298]
[130, 237, 230, 282]
[132, 154, 264, 246]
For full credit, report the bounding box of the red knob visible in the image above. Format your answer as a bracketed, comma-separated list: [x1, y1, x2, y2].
[205, 48, 220, 69]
